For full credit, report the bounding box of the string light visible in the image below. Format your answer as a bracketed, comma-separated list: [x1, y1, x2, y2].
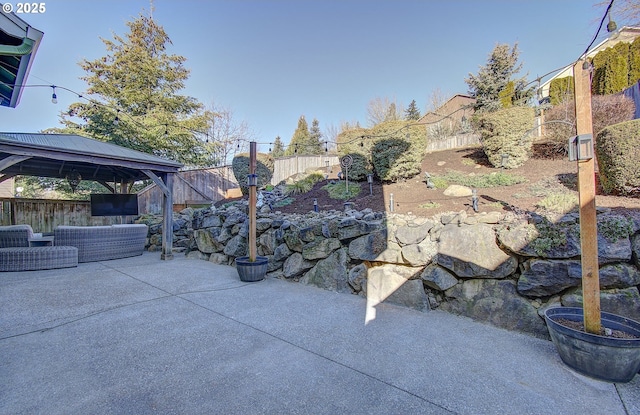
[51, 86, 57, 104]
[113, 109, 120, 126]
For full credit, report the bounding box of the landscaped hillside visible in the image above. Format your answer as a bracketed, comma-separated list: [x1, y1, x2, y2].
[225, 143, 640, 217]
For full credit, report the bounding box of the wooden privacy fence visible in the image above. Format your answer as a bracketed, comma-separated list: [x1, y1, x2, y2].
[137, 166, 239, 214]
[426, 133, 481, 152]
[0, 198, 129, 233]
[271, 155, 340, 185]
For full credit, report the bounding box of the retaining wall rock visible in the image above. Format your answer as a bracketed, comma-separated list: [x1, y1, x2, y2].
[137, 205, 640, 340]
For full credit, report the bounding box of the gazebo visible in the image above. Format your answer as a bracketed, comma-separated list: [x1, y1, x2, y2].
[0, 132, 181, 260]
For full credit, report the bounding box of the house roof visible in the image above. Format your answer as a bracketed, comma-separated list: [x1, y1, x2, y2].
[417, 94, 475, 124]
[537, 26, 640, 100]
[0, 8, 44, 108]
[0, 132, 183, 183]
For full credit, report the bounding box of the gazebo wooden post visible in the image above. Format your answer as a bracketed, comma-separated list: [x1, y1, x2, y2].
[161, 172, 174, 260]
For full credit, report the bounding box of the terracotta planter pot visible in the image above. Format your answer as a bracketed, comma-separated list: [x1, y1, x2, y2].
[235, 256, 268, 282]
[544, 307, 640, 383]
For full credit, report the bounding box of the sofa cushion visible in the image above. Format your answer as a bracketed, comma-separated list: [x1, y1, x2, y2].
[0, 225, 34, 248]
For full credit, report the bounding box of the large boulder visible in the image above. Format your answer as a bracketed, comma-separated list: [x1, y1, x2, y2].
[366, 264, 428, 311]
[401, 237, 438, 267]
[421, 264, 458, 291]
[395, 221, 434, 246]
[222, 235, 247, 257]
[348, 263, 368, 292]
[348, 230, 404, 264]
[561, 287, 640, 322]
[302, 238, 342, 260]
[437, 224, 517, 279]
[599, 263, 640, 289]
[193, 228, 225, 253]
[442, 279, 549, 339]
[282, 252, 315, 279]
[497, 221, 580, 258]
[300, 248, 350, 293]
[517, 259, 582, 297]
[633, 233, 640, 268]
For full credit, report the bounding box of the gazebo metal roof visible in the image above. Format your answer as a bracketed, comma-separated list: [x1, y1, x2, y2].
[0, 132, 181, 260]
[0, 132, 183, 183]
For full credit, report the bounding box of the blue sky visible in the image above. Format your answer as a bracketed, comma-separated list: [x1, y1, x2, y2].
[1, 0, 612, 151]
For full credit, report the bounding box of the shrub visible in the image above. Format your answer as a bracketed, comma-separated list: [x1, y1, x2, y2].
[231, 152, 274, 195]
[336, 127, 372, 181]
[595, 119, 640, 195]
[475, 106, 535, 168]
[369, 120, 427, 182]
[322, 181, 361, 199]
[286, 180, 313, 195]
[549, 76, 574, 106]
[431, 170, 527, 188]
[339, 152, 370, 182]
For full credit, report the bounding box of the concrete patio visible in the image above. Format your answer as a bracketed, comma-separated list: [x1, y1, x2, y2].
[1, 252, 638, 415]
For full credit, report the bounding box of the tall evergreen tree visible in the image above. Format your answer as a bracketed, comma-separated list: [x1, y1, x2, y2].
[271, 136, 285, 158]
[61, 13, 213, 166]
[285, 115, 310, 155]
[404, 99, 421, 120]
[308, 118, 324, 154]
[465, 43, 533, 113]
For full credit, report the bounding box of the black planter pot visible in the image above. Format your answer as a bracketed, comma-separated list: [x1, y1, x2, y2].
[235, 256, 268, 282]
[544, 307, 640, 383]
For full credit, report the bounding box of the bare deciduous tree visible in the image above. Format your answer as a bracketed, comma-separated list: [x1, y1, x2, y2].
[366, 97, 404, 126]
[206, 102, 254, 166]
[427, 88, 448, 113]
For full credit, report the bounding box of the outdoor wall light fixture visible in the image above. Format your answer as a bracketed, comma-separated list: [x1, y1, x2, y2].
[568, 134, 594, 161]
[247, 174, 258, 187]
[51, 86, 57, 104]
[66, 169, 82, 193]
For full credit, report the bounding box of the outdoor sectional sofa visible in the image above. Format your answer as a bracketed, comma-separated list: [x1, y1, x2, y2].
[0, 224, 148, 271]
[0, 225, 78, 272]
[54, 224, 148, 263]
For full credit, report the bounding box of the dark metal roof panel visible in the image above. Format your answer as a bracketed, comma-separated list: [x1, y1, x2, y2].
[0, 132, 183, 168]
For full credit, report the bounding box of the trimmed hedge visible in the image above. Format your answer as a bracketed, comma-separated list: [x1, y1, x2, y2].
[595, 119, 640, 195]
[231, 152, 274, 195]
[475, 106, 535, 169]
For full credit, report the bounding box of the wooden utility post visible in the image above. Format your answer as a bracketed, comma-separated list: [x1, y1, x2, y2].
[248, 141, 257, 262]
[573, 61, 601, 334]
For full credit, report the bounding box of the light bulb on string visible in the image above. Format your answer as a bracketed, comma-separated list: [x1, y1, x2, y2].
[113, 110, 120, 126]
[607, 10, 617, 33]
[51, 86, 57, 104]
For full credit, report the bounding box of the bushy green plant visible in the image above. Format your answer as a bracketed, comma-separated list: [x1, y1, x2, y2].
[535, 192, 578, 214]
[431, 170, 527, 188]
[370, 120, 427, 182]
[286, 180, 313, 195]
[322, 181, 361, 199]
[595, 119, 640, 195]
[549, 76, 574, 106]
[231, 152, 274, 196]
[475, 106, 535, 169]
[336, 127, 372, 181]
[339, 152, 370, 182]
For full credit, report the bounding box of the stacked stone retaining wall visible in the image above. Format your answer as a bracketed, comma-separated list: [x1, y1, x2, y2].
[137, 205, 640, 340]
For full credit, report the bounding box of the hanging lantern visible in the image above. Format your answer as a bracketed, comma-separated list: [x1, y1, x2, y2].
[66, 169, 82, 193]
